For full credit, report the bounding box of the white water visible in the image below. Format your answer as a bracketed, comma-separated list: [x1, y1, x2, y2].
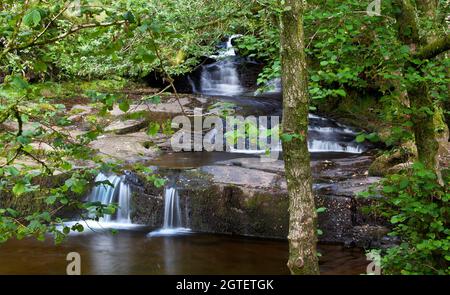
[211, 34, 242, 58]
[227, 113, 365, 155]
[148, 186, 191, 237]
[190, 35, 366, 155]
[308, 139, 363, 154]
[256, 78, 282, 95]
[59, 173, 139, 232]
[193, 35, 244, 96]
[87, 173, 132, 224]
[200, 61, 243, 96]
[229, 140, 363, 154]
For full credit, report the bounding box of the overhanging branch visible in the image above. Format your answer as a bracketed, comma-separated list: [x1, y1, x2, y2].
[413, 34, 450, 60]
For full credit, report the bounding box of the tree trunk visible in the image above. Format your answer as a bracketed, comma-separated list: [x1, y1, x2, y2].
[409, 82, 441, 175]
[281, 0, 320, 275]
[394, 0, 444, 179]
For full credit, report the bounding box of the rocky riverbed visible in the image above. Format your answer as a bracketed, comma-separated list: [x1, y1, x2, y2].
[126, 150, 391, 248]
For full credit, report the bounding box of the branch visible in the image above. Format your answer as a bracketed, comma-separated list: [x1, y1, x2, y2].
[150, 34, 187, 116]
[24, 3, 71, 49]
[413, 34, 450, 60]
[0, 0, 30, 57]
[18, 20, 126, 50]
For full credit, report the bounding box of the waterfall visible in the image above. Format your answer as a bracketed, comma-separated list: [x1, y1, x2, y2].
[163, 187, 182, 228]
[228, 114, 367, 155]
[192, 35, 244, 96]
[147, 185, 191, 237]
[87, 173, 132, 224]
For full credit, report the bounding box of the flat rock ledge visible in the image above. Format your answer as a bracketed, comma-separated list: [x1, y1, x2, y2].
[127, 153, 391, 248]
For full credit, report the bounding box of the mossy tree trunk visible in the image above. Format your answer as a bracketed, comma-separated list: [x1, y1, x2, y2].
[394, 0, 449, 181]
[281, 0, 320, 275]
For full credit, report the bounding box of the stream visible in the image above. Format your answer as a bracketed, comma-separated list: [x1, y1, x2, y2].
[0, 36, 372, 275]
[0, 228, 368, 275]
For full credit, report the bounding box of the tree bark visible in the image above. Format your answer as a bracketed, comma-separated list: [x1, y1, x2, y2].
[394, 0, 446, 180]
[281, 0, 320, 275]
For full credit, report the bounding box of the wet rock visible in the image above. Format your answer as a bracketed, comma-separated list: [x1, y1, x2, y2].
[346, 225, 390, 248]
[316, 195, 353, 243]
[184, 184, 289, 238]
[313, 177, 380, 198]
[200, 165, 286, 190]
[130, 154, 389, 245]
[215, 158, 285, 175]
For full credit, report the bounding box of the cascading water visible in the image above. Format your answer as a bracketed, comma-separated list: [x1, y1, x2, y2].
[190, 35, 367, 155]
[87, 173, 132, 224]
[163, 187, 182, 228]
[227, 114, 365, 155]
[148, 184, 191, 237]
[192, 35, 244, 96]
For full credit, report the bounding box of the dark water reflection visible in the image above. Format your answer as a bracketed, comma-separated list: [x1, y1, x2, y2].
[0, 227, 368, 275]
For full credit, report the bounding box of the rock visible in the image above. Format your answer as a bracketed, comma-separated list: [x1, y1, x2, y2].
[68, 105, 94, 122]
[104, 119, 148, 135]
[346, 225, 390, 248]
[89, 132, 160, 163]
[200, 165, 286, 190]
[215, 157, 285, 175]
[109, 97, 194, 117]
[129, 154, 389, 245]
[369, 143, 416, 176]
[316, 195, 353, 243]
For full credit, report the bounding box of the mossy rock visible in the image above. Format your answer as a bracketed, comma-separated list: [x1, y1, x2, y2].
[369, 142, 417, 176]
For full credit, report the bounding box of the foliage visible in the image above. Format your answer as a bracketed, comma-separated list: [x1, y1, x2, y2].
[0, 0, 162, 243]
[0, 0, 252, 244]
[361, 163, 450, 274]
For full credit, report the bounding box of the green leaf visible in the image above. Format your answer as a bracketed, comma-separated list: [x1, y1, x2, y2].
[12, 183, 26, 196]
[355, 134, 366, 143]
[153, 178, 166, 188]
[45, 195, 57, 205]
[383, 185, 395, 193]
[23, 9, 42, 27]
[7, 166, 20, 176]
[316, 207, 327, 213]
[10, 76, 29, 90]
[6, 208, 19, 217]
[335, 89, 347, 97]
[63, 226, 70, 235]
[60, 162, 73, 171]
[147, 122, 160, 136]
[149, 95, 161, 104]
[390, 215, 406, 224]
[122, 11, 136, 23]
[119, 100, 130, 112]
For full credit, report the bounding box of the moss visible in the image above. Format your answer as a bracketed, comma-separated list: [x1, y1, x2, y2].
[434, 107, 449, 137]
[369, 142, 417, 176]
[0, 172, 86, 218]
[30, 78, 133, 101]
[315, 90, 385, 132]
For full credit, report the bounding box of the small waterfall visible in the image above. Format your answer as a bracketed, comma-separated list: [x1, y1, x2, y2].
[148, 184, 191, 237]
[214, 34, 242, 58]
[192, 35, 244, 96]
[87, 173, 132, 224]
[227, 114, 366, 155]
[163, 187, 182, 228]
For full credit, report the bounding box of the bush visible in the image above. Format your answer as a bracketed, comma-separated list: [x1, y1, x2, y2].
[362, 163, 449, 274]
